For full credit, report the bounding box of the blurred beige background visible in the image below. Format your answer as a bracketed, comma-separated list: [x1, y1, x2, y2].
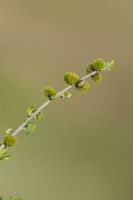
[0, 0, 133, 199]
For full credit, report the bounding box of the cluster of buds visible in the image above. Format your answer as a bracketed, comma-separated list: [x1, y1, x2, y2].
[0, 58, 114, 161]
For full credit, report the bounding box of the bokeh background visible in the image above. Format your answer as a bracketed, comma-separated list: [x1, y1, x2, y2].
[0, 0, 133, 199]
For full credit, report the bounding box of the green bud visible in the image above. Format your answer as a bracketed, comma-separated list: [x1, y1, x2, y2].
[43, 86, 57, 100]
[86, 63, 95, 74]
[0, 149, 10, 160]
[86, 58, 106, 73]
[64, 72, 79, 85]
[76, 80, 90, 93]
[91, 73, 102, 82]
[92, 58, 106, 71]
[4, 134, 16, 147]
[64, 91, 72, 98]
[25, 122, 37, 134]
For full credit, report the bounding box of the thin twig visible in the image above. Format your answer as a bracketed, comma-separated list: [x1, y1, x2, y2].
[0, 70, 98, 150]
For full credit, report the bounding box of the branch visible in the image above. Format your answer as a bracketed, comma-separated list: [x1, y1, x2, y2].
[0, 58, 114, 160]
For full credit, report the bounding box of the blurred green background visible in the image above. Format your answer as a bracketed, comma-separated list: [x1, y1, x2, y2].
[0, 0, 133, 199]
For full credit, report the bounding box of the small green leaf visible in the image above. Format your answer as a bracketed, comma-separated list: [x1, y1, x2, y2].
[25, 122, 37, 134]
[64, 91, 72, 98]
[105, 60, 115, 70]
[0, 149, 10, 161]
[27, 106, 36, 117]
[35, 112, 44, 120]
[5, 128, 14, 134]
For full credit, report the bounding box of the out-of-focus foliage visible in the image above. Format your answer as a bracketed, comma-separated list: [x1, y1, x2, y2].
[3, 196, 22, 200]
[0, 149, 10, 161]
